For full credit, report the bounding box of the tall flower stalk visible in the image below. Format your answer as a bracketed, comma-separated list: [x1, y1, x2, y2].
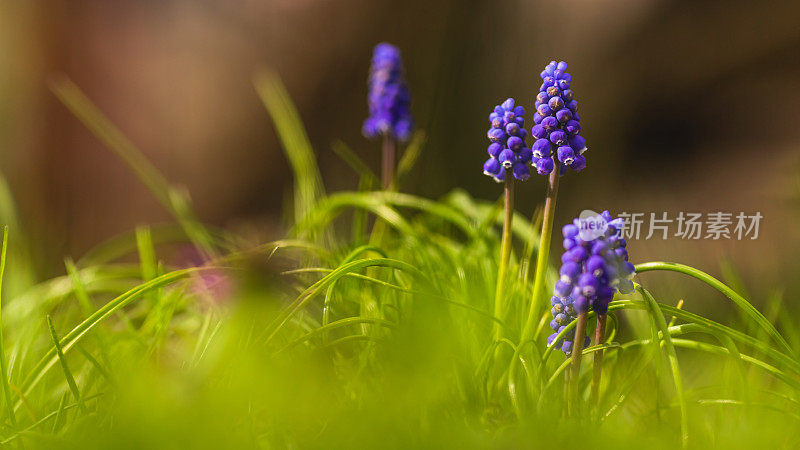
[483, 98, 532, 339]
[363, 43, 414, 189]
[521, 60, 587, 346]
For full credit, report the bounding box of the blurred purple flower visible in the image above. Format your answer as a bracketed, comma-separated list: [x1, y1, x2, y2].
[362, 43, 414, 141]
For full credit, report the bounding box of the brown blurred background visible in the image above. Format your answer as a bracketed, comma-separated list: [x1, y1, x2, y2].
[2, 0, 800, 306]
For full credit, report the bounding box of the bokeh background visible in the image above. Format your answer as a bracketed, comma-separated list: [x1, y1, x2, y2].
[2, 0, 800, 312]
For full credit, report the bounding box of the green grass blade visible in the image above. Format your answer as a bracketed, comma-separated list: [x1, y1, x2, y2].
[47, 75, 217, 259]
[253, 70, 325, 225]
[0, 226, 16, 427]
[393, 130, 426, 190]
[46, 315, 85, 412]
[331, 140, 378, 185]
[635, 261, 792, 355]
[639, 286, 688, 448]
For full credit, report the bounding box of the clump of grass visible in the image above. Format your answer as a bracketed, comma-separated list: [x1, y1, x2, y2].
[0, 72, 792, 449]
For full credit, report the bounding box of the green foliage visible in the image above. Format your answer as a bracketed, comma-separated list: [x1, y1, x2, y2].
[0, 75, 794, 449]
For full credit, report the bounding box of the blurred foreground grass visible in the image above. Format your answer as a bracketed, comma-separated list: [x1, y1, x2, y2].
[0, 74, 795, 448]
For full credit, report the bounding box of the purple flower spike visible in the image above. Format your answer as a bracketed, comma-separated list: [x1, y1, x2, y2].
[482, 98, 530, 183]
[363, 43, 414, 141]
[548, 211, 636, 355]
[529, 60, 588, 177]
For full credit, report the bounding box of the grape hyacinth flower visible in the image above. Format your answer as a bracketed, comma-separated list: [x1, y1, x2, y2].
[483, 98, 532, 182]
[484, 98, 532, 341]
[548, 211, 634, 355]
[362, 43, 414, 188]
[530, 60, 587, 176]
[548, 211, 634, 412]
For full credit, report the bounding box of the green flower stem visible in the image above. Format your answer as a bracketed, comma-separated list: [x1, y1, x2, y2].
[590, 313, 607, 409]
[568, 310, 588, 416]
[520, 167, 560, 344]
[492, 171, 515, 340]
[382, 135, 396, 189]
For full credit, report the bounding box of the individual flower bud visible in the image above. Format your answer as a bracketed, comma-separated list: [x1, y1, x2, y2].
[586, 255, 606, 276]
[570, 154, 587, 171]
[535, 156, 554, 175]
[548, 96, 565, 111]
[536, 92, 549, 104]
[505, 122, 520, 136]
[532, 139, 552, 158]
[531, 125, 547, 139]
[518, 147, 533, 163]
[556, 108, 573, 123]
[577, 273, 599, 297]
[560, 261, 581, 281]
[565, 120, 581, 135]
[555, 280, 572, 297]
[512, 162, 530, 180]
[507, 136, 523, 151]
[483, 158, 502, 176]
[573, 295, 589, 313]
[591, 240, 609, 255]
[569, 135, 587, 153]
[568, 246, 588, 263]
[541, 116, 558, 131]
[493, 167, 505, 183]
[557, 145, 575, 165]
[488, 142, 502, 157]
[550, 130, 568, 146]
[488, 128, 506, 142]
[563, 224, 579, 238]
[537, 103, 552, 117]
[566, 100, 578, 111]
[498, 148, 516, 168]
